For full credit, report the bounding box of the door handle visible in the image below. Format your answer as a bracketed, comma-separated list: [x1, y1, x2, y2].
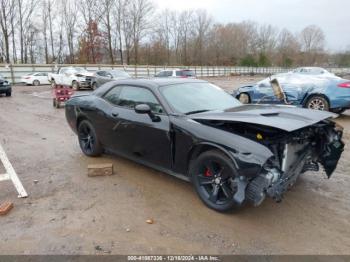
[112, 112, 119, 117]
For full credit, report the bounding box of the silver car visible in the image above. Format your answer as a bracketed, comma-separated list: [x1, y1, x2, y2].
[92, 70, 131, 89]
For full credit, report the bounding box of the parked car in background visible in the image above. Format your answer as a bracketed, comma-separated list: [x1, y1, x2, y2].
[65, 78, 344, 212]
[155, 69, 196, 78]
[48, 67, 94, 90]
[0, 74, 12, 97]
[233, 73, 350, 114]
[92, 69, 131, 89]
[291, 67, 338, 78]
[21, 72, 50, 86]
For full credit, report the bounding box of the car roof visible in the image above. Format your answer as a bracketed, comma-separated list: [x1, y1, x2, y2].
[93, 78, 207, 96]
[159, 68, 194, 72]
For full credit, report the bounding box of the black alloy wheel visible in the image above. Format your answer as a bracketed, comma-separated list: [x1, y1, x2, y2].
[191, 150, 240, 212]
[78, 120, 103, 157]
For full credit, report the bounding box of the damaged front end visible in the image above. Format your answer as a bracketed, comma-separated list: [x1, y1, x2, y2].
[245, 121, 344, 206]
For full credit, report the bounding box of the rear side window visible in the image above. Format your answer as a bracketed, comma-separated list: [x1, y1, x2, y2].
[176, 70, 195, 77]
[103, 86, 123, 105]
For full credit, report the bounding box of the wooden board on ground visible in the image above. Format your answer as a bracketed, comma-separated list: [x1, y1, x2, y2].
[87, 163, 113, 177]
[0, 202, 14, 216]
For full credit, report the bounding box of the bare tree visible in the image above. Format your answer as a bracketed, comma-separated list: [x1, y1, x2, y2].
[47, 0, 55, 62]
[156, 9, 172, 64]
[128, 0, 154, 64]
[61, 0, 78, 63]
[257, 24, 278, 54]
[115, 0, 128, 65]
[192, 9, 212, 65]
[300, 25, 325, 52]
[0, 0, 16, 63]
[277, 28, 300, 66]
[300, 25, 325, 64]
[10, 3, 17, 63]
[178, 10, 193, 65]
[99, 0, 115, 64]
[18, 0, 37, 63]
[79, 0, 101, 63]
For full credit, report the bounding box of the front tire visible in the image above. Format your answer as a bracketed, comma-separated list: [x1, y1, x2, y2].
[5, 91, 11, 97]
[78, 120, 103, 157]
[33, 80, 40, 86]
[306, 95, 329, 111]
[238, 93, 250, 104]
[190, 150, 240, 212]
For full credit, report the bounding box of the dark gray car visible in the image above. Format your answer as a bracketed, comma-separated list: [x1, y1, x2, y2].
[92, 70, 131, 89]
[0, 74, 11, 97]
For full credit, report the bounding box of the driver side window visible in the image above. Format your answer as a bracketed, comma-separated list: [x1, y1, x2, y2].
[118, 86, 164, 114]
[103, 85, 164, 114]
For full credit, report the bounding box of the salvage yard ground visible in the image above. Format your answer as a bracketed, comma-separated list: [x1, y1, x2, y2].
[0, 76, 349, 254]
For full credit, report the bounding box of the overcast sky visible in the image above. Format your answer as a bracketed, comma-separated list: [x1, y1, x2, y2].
[154, 0, 350, 52]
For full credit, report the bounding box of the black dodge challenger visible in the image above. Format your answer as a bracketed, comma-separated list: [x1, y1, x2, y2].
[65, 79, 344, 212]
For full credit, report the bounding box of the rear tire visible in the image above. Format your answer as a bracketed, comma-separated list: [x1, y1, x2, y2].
[238, 93, 250, 104]
[190, 150, 241, 212]
[306, 95, 329, 111]
[78, 120, 103, 157]
[5, 91, 11, 97]
[72, 81, 79, 91]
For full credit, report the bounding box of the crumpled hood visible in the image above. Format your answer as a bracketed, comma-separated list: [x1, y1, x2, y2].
[189, 104, 337, 132]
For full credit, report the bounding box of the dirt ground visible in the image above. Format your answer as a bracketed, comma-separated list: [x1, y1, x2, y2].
[0, 76, 349, 255]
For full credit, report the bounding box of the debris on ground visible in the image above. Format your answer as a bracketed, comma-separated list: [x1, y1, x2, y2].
[146, 219, 154, 224]
[0, 201, 14, 216]
[87, 163, 113, 177]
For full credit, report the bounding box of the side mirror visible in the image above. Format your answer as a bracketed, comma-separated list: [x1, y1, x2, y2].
[135, 104, 160, 122]
[135, 104, 151, 114]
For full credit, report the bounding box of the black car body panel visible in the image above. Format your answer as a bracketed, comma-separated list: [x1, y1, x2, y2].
[189, 104, 337, 132]
[65, 79, 344, 209]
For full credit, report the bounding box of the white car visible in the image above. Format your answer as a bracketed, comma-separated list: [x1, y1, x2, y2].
[291, 67, 339, 78]
[21, 72, 50, 86]
[48, 67, 94, 90]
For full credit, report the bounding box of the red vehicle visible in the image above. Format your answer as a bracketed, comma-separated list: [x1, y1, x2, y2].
[53, 85, 74, 108]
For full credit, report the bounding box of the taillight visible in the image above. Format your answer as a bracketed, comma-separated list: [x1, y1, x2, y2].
[24, 76, 31, 79]
[338, 82, 350, 88]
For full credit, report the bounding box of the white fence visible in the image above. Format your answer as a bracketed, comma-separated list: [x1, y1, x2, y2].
[1, 64, 350, 84]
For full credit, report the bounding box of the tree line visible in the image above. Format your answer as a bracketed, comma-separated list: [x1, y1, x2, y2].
[1, 0, 350, 67]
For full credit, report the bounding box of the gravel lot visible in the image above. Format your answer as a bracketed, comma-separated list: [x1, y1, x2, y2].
[0, 77, 349, 255]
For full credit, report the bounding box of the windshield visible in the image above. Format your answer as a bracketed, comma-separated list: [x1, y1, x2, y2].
[74, 67, 89, 74]
[109, 70, 130, 78]
[160, 83, 241, 114]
